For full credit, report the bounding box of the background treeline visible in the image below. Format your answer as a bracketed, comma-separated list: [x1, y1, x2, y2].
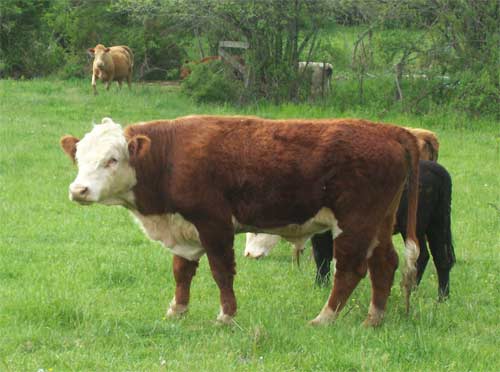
[0, 0, 498, 116]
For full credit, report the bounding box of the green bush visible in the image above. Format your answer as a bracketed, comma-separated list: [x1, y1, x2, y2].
[56, 53, 90, 79]
[450, 70, 499, 118]
[181, 60, 243, 103]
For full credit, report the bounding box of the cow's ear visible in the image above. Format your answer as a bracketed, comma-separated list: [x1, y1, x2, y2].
[87, 48, 95, 55]
[128, 135, 151, 162]
[60, 135, 79, 163]
[104, 48, 111, 53]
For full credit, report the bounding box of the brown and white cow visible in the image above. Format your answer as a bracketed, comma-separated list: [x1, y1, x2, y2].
[180, 56, 222, 79]
[60, 115, 419, 326]
[88, 44, 134, 95]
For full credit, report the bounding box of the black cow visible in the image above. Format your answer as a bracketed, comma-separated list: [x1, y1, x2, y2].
[312, 160, 455, 300]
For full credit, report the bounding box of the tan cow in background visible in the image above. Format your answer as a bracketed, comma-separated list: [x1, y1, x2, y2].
[88, 44, 134, 95]
[405, 127, 440, 161]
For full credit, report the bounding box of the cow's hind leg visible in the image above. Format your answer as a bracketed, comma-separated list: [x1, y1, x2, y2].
[364, 216, 399, 327]
[166, 255, 199, 317]
[415, 233, 429, 285]
[127, 73, 132, 89]
[427, 226, 454, 300]
[309, 231, 372, 325]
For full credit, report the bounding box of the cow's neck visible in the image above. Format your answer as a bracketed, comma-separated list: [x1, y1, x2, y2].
[128, 124, 176, 216]
[101, 191, 136, 209]
[132, 180, 168, 215]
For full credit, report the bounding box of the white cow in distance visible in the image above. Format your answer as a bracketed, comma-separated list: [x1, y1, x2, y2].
[298, 61, 333, 98]
[245, 232, 306, 264]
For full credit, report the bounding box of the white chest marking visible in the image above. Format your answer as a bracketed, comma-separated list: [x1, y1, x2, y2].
[132, 212, 204, 261]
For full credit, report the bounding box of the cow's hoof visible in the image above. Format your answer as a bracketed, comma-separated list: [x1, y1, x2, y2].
[165, 299, 188, 318]
[216, 310, 234, 325]
[362, 316, 383, 328]
[309, 306, 336, 326]
[362, 304, 384, 327]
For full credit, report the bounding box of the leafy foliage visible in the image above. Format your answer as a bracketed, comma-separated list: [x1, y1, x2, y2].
[181, 60, 243, 103]
[0, 0, 498, 116]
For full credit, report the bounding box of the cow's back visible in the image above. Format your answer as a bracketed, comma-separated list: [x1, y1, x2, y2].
[128, 116, 413, 229]
[110, 46, 133, 78]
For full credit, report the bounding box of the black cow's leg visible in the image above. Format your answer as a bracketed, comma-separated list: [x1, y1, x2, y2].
[195, 219, 237, 324]
[436, 269, 450, 300]
[311, 231, 334, 286]
[427, 227, 453, 300]
[166, 255, 199, 317]
[416, 234, 430, 285]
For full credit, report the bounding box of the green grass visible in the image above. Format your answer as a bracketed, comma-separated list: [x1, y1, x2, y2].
[0, 78, 499, 371]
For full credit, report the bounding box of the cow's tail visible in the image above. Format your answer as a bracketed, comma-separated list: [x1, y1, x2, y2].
[399, 129, 420, 314]
[434, 163, 455, 298]
[439, 168, 455, 268]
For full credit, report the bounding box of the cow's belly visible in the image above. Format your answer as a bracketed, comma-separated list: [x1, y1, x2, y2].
[234, 207, 342, 245]
[131, 207, 341, 261]
[132, 212, 203, 261]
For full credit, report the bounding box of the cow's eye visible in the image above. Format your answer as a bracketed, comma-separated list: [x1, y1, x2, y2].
[105, 158, 118, 168]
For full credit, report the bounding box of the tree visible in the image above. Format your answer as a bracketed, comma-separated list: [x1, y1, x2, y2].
[182, 0, 334, 102]
[0, 0, 60, 78]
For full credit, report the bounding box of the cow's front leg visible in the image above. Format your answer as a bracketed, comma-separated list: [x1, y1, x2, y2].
[196, 220, 236, 324]
[208, 253, 236, 324]
[166, 255, 199, 317]
[91, 73, 98, 95]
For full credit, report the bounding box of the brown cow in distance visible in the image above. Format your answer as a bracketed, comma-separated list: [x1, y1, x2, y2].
[180, 56, 221, 79]
[88, 44, 134, 95]
[60, 115, 420, 327]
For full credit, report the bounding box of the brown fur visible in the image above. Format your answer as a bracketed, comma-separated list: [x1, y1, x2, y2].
[88, 44, 134, 95]
[60, 135, 79, 163]
[119, 115, 419, 323]
[405, 127, 439, 161]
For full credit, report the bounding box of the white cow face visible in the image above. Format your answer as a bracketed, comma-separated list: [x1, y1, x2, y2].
[244, 233, 280, 258]
[60, 118, 150, 206]
[88, 44, 111, 69]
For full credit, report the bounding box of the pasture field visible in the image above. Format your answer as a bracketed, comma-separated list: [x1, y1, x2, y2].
[0, 79, 499, 371]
